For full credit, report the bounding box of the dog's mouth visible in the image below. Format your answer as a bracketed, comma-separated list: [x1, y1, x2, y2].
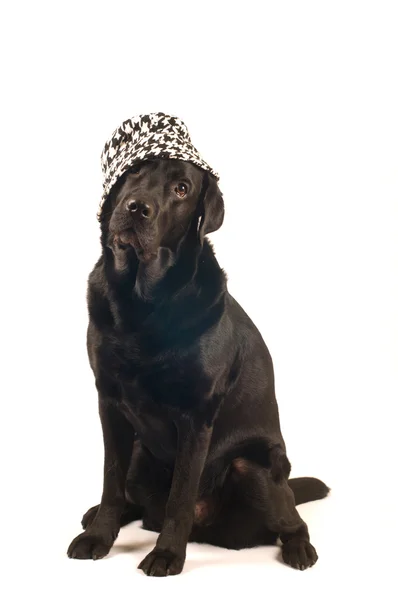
[115, 228, 140, 247]
[112, 228, 158, 262]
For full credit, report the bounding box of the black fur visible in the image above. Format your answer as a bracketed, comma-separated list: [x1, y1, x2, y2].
[67, 159, 329, 575]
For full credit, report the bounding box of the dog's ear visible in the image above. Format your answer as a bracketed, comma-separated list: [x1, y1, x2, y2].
[198, 174, 224, 243]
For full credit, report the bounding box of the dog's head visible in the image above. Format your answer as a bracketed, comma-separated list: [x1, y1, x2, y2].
[100, 159, 224, 262]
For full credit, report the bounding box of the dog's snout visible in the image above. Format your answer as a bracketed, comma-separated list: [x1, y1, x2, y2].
[126, 199, 153, 220]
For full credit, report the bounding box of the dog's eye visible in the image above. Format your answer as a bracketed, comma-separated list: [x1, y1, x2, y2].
[175, 183, 188, 198]
[129, 164, 141, 174]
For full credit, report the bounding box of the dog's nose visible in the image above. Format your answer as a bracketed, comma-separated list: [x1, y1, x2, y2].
[126, 199, 153, 220]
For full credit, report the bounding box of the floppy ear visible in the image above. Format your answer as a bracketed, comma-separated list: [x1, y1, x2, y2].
[198, 174, 224, 242]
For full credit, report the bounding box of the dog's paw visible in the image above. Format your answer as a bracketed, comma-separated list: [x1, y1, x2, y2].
[138, 548, 185, 577]
[67, 532, 112, 560]
[282, 539, 318, 570]
[81, 505, 99, 530]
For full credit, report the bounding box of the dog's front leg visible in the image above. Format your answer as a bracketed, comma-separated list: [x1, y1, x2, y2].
[67, 398, 135, 560]
[139, 416, 212, 577]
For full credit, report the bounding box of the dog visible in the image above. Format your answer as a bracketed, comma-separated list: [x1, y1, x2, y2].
[67, 157, 329, 576]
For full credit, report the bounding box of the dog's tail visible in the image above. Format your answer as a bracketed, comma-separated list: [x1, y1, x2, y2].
[288, 477, 330, 506]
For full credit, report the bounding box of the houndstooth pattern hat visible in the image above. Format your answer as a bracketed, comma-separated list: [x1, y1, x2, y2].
[98, 112, 219, 217]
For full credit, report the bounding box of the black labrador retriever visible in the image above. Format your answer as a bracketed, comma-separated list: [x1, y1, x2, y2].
[67, 158, 329, 575]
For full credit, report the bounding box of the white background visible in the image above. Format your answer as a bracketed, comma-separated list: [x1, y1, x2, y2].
[1, 1, 397, 598]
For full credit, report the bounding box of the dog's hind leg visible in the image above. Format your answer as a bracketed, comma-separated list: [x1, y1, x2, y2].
[231, 458, 318, 570]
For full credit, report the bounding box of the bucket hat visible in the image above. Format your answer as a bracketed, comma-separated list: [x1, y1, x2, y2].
[99, 112, 219, 217]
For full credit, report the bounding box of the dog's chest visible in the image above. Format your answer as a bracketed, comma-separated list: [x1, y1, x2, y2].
[99, 332, 212, 410]
[126, 357, 210, 411]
